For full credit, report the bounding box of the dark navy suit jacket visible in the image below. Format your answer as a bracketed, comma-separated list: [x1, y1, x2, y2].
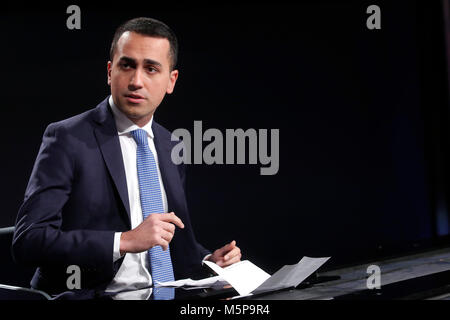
[12, 97, 209, 295]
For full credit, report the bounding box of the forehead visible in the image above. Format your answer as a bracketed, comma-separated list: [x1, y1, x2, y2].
[115, 31, 171, 64]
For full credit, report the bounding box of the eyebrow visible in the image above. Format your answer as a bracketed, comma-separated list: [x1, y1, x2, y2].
[119, 56, 162, 67]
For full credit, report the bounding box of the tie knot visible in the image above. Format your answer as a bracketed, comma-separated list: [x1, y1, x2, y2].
[131, 129, 148, 146]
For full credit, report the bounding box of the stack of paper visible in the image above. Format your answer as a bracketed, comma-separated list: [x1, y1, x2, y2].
[154, 275, 228, 290]
[156, 256, 331, 297]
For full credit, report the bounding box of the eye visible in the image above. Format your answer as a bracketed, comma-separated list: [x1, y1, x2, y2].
[147, 66, 158, 73]
[120, 62, 132, 69]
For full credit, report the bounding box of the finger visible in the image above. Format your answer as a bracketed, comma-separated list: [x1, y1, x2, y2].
[226, 240, 236, 252]
[157, 238, 169, 251]
[224, 246, 241, 261]
[160, 212, 185, 229]
[219, 246, 241, 268]
[221, 241, 237, 257]
[216, 252, 241, 267]
[159, 228, 174, 243]
[215, 240, 236, 257]
[227, 240, 236, 249]
[160, 221, 176, 234]
[220, 253, 242, 267]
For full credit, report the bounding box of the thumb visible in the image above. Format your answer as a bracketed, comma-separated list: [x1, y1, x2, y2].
[223, 240, 236, 253]
[223, 241, 236, 261]
[214, 240, 234, 256]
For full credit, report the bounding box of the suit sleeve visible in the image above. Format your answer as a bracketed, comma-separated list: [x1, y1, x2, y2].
[12, 123, 115, 271]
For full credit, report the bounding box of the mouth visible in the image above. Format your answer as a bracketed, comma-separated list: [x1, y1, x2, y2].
[124, 93, 146, 104]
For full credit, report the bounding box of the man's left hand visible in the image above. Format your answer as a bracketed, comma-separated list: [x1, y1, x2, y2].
[207, 240, 241, 267]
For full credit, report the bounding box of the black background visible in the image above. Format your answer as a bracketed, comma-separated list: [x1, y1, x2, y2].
[1, 1, 449, 274]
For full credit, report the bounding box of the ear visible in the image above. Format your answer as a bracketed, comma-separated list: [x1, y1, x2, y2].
[166, 69, 179, 94]
[107, 61, 112, 86]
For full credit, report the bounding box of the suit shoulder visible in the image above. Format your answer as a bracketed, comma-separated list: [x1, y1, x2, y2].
[45, 106, 98, 134]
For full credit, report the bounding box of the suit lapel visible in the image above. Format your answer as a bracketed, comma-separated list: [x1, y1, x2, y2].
[90, 101, 182, 227]
[92, 99, 131, 227]
[152, 123, 184, 213]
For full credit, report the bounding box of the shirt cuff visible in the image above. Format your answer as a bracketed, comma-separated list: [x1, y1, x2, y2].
[113, 232, 123, 262]
[202, 253, 212, 264]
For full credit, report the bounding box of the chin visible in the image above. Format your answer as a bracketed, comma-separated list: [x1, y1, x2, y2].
[128, 109, 155, 122]
[125, 110, 145, 119]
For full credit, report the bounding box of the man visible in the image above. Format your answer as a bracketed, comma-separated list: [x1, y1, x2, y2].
[12, 17, 241, 299]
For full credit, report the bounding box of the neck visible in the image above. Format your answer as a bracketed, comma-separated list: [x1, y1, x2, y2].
[128, 114, 152, 128]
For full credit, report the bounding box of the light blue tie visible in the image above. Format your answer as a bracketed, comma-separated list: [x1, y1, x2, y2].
[131, 129, 175, 300]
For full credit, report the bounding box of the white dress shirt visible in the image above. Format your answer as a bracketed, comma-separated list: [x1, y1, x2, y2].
[105, 95, 169, 294]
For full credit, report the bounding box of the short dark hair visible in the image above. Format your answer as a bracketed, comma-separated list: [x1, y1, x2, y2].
[110, 17, 178, 70]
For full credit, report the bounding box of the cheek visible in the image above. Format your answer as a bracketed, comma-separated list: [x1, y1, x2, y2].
[146, 79, 168, 96]
[111, 74, 128, 91]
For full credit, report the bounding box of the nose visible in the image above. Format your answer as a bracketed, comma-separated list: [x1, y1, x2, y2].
[129, 68, 144, 90]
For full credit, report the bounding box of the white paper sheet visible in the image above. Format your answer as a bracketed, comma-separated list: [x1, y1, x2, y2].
[155, 275, 228, 289]
[203, 260, 271, 296]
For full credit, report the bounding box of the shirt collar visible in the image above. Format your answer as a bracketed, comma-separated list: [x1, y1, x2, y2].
[109, 95, 154, 139]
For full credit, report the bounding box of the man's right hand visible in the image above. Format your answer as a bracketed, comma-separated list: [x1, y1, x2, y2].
[119, 212, 184, 255]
